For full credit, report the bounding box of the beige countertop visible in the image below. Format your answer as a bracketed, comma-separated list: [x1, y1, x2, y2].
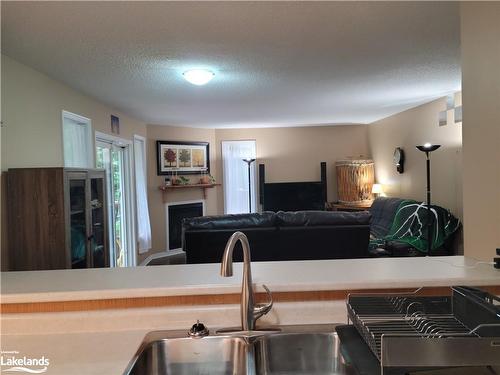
[2, 256, 499, 304]
[1, 330, 145, 375]
[0, 301, 348, 374]
[1, 256, 499, 374]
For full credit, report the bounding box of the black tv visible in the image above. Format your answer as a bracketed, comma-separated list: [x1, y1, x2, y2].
[263, 182, 325, 212]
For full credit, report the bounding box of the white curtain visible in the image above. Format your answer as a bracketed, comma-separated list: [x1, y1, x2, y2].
[63, 115, 91, 168]
[222, 140, 257, 214]
[134, 136, 152, 253]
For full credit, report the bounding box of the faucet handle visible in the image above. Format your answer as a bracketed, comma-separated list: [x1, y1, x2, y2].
[253, 284, 273, 321]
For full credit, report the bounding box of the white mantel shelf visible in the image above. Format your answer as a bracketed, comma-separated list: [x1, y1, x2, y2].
[1, 256, 499, 304]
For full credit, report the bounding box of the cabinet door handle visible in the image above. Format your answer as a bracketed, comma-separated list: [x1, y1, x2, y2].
[87, 234, 95, 241]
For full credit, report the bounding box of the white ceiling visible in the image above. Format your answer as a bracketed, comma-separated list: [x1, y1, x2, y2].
[1, 1, 461, 128]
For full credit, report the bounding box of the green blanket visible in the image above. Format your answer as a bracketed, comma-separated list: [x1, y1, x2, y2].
[370, 200, 460, 253]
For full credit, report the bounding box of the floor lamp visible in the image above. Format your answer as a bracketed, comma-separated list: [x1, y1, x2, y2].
[416, 143, 441, 256]
[243, 158, 256, 213]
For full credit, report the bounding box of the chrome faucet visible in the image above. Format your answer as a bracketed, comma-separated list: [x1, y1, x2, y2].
[220, 231, 273, 331]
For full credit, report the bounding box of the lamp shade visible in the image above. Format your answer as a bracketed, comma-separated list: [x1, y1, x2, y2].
[372, 183, 383, 194]
[416, 143, 441, 153]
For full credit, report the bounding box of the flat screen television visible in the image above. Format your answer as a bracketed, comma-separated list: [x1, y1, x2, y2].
[263, 182, 325, 212]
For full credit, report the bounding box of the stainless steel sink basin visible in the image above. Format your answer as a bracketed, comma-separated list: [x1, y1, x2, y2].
[126, 331, 250, 375]
[124, 325, 354, 375]
[254, 332, 346, 375]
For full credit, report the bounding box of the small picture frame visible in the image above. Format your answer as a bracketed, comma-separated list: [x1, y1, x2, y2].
[156, 140, 210, 175]
[111, 115, 120, 134]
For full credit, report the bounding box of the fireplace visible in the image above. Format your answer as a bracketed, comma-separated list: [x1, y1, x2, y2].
[166, 201, 204, 251]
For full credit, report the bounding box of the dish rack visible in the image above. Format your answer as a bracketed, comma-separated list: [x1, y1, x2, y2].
[346, 286, 500, 372]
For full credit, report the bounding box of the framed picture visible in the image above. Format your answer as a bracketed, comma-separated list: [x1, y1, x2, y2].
[111, 115, 120, 134]
[157, 140, 210, 175]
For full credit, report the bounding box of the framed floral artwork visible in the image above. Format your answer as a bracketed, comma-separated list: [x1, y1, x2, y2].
[156, 140, 209, 175]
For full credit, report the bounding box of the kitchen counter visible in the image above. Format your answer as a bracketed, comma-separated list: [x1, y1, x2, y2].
[1, 330, 145, 375]
[0, 301, 352, 374]
[2, 256, 499, 304]
[1, 256, 499, 374]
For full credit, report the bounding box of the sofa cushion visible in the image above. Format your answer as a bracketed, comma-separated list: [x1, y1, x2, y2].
[182, 212, 276, 230]
[276, 210, 371, 227]
[369, 197, 409, 238]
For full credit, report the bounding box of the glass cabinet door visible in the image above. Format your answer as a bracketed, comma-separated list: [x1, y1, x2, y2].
[69, 178, 88, 269]
[90, 177, 107, 268]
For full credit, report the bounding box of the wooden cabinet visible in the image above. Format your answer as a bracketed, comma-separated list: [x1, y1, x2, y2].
[7, 168, 109, 271]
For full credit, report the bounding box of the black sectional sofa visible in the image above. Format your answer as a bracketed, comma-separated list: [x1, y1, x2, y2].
[182, 211, 371, 264]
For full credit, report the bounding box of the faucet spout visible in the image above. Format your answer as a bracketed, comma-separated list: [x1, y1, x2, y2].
[220, 231, 273, 331]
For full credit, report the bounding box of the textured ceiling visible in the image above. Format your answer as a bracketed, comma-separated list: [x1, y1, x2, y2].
[1, 1, 460, 128]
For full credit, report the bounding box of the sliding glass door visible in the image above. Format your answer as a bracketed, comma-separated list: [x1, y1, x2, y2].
[96, 140, 133, 267]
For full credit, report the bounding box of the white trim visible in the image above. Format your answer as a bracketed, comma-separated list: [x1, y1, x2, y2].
[133, 134, 147, 142]
[62, 110, 94, 168]
[95, 131, 132, 146]
[123, 144, 137, 267]
[165, 200, 205, 252]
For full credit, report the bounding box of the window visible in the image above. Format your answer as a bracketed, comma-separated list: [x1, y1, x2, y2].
[62, 110, 93, 167]
[133, 135, 151, 254]
[222, 140, 257, 214]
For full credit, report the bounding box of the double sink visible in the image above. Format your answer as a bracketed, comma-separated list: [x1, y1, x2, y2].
[125, 233, 354, 374]
[124, 324, 354, 375]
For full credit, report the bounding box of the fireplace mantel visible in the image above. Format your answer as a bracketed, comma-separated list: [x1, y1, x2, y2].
[159, 183, 221, 201]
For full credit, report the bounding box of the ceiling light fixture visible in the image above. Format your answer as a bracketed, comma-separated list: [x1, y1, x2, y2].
[183, 69, 215, 86]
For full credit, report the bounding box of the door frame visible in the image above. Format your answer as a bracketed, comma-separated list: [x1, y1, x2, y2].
[95, 131, 137, 267]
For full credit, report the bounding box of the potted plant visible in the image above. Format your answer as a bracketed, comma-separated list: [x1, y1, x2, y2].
[200, 172, 215, 185]
[199, 170, 209, 184]
[178, 176, 190, 185]
[171, 169, 180, 185]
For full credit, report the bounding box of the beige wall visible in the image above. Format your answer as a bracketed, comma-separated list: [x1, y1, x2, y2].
[8, 5, 500, 264]
[145, 125, 218, 260]
[1, 55, 147, 171]
[215, 125, 370, 214]
[144, 124, 370, 258]
[461, 3, 500, 261]
[368, 96, 463, 220]
[1, 55, 147, 269]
